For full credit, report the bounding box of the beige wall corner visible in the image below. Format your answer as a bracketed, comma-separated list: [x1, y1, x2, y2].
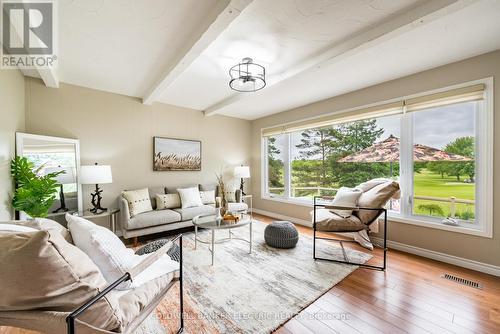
[0, 69, 25, 220]
[24, 78, 252, 210]
[250, 49, 500, 267]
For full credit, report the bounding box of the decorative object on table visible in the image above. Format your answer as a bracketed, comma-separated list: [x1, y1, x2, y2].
[80, 163, 113, 213]
[135, 238, 181, 262]
[153, 136, 201, 171]
[229, 57, 266, 92]
[442, 217, 460, 226]
[264, 221, 299, 249]
[10, 156, 64, 218]
[223, 213, 240, 223]
[44, 165, 76, 213]
[234, 165, 250, 196]
[215, 172, 228, 216]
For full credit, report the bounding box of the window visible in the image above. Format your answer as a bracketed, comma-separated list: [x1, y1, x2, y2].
[262, 80, 493, 237]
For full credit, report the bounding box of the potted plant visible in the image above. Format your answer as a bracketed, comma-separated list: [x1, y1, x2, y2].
[11, 156, 64, 218]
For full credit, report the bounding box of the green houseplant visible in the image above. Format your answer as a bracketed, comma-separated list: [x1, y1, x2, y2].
[11, 156, 64, 218]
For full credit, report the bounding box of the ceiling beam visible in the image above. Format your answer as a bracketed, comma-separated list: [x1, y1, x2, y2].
[142, 0, 253, 105]
[204, 0, 477, 116]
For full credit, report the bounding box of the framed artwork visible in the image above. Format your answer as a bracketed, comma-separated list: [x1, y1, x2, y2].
[153, 137, 201, 171]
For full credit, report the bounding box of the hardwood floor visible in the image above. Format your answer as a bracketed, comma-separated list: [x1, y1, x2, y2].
[2, 213, 499, 334]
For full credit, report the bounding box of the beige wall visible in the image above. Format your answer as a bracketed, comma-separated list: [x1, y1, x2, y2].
[251, 50, 500, 267]
[25, 78, 252, 210]
[0, 69, 25, 220]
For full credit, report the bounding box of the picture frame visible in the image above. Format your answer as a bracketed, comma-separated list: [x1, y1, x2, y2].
[153, 136, 201, 171]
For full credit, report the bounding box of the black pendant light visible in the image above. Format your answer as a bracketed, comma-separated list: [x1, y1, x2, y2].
[229, 57, 266, 92]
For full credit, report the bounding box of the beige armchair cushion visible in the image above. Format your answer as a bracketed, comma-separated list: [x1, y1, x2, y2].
[356, 180, 400, 224]
[314, 208, 365, 232]
[0, 230, 123, 331]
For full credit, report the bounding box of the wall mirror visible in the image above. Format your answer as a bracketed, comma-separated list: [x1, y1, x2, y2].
[15, 133, 83, 220]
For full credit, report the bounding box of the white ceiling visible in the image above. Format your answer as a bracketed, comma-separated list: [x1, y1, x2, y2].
[24, 0, 500, 120]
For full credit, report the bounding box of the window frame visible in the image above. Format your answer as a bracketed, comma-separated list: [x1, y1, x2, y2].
[261, 78, 493, 238]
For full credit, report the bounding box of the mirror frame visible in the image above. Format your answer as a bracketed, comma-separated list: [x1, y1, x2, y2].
[15, 132, 83, 216]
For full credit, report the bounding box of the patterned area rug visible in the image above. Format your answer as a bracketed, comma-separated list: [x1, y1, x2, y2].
[144, 220, 371, 334]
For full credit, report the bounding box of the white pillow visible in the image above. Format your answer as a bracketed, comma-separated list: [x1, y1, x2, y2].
[156, 193, 181, 210]
[224, 190, 236, 203]
[66, 214, 178, 290]
[200, 190, 215, 205]
[177, 187, 203, 208]
[330, 187, 363, 218]
[122, 188, 152, 216]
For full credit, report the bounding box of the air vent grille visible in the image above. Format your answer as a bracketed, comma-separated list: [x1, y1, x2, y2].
[442, 273, 482, 289]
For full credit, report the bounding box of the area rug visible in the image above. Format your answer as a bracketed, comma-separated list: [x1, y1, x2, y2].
[148, 220, 371, 334]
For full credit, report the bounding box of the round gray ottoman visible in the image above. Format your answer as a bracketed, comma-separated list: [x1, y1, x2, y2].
[264, 221, 299, 249]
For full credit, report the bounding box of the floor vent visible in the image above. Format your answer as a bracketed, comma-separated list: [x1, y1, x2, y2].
[442, 273, 482, 289]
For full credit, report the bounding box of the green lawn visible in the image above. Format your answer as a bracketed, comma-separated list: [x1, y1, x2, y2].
[413, 169, 475, 220]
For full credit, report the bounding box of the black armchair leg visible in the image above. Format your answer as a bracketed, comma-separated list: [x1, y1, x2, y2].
[177, 235, 184, 334]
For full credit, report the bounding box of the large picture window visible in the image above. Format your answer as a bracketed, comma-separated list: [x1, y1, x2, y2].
[262, 80, 493, 236]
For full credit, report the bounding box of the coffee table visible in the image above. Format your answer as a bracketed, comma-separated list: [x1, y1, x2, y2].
[192, 213, 253, 265]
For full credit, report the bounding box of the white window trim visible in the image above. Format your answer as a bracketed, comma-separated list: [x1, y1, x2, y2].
[261, 78, 493, 238]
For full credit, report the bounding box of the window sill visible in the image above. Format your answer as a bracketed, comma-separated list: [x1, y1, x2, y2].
[261, 195, 492, 238]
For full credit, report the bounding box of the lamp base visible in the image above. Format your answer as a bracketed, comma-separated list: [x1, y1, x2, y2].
[90, 184, 107, 214]
[53, 184, 69, 213]
[240, 178, 246, 196]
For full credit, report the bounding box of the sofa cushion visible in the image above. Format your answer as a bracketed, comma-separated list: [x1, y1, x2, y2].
[356, 180, 400, 224]
[174, 205, 215, 221]
[0, 229, 122, 331]
[156, 193, 181, 210]
[314, 209, 365, 232]
[228, 202, 248, 212]
[122, 188, 153, 217]
[128, 210, 181, 230]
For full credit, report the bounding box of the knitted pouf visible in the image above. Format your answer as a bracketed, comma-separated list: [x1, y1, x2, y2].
[135, 239, 181, 262]
[264, 221, 299, 249]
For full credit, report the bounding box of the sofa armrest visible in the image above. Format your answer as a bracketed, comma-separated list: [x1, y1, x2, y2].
[119, 197, 131, 231]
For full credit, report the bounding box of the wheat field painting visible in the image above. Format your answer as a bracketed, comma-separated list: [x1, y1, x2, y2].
[153, 137, 201, 171]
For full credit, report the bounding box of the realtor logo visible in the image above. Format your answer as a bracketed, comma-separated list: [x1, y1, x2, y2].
[1, 0, 56, 69]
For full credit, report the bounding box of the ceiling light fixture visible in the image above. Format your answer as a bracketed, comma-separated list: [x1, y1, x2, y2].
[229, 57, 266, 92]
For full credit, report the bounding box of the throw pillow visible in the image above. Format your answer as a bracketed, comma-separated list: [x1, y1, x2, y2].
[156, 193, 181, 210]
[177, 187, 203, 208]
[224, 190, 236, 203]
[0, 229, 122, 331]
[122, 188, 152, 217]
[34, 217, 73, 243]
[330, 187, 363, 218]
[200, 190, 216, 205]
[357, 181, 400, 224]
[66, 214, 178, 291]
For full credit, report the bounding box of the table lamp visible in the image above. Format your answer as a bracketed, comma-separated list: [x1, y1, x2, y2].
[80, 163, 113, 213]
[45, 166, 76, 213]
[234, 165, 250, 196]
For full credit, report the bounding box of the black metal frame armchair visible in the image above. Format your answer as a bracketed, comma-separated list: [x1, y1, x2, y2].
[313, 196, 388, 271]
[67, 234, 184, 334]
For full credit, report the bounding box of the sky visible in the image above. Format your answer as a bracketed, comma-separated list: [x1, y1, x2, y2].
[155, 138, 201, 157]
[273, 101, 477, 160]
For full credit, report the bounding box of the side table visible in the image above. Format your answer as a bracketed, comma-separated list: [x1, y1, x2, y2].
[73, 208, 120, 233]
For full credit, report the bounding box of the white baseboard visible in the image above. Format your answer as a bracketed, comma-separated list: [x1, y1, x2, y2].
[372, 237, 500, 277]
[252, 208, 312, 227]
[253, 208, 500, 277]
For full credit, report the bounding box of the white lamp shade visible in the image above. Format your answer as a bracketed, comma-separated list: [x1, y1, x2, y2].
[79, 165, 113, 184]
[234, 166, 250, 178]
[44, 166, 76, 184]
